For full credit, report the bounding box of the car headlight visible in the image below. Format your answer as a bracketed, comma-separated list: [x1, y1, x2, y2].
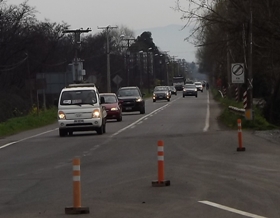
[110, 107, 118, 111]
[136, 98, 143, 102]
[92, 109, 101, 118]
[58, 111, 66, 119]
[183, 88, 186, 91]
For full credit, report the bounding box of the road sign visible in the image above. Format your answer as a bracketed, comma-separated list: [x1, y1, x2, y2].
[231, 63, 245, 84]
[113, 75, 122, 85]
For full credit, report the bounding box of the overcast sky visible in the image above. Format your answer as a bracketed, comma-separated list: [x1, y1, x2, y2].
[8, 0, 197, 61]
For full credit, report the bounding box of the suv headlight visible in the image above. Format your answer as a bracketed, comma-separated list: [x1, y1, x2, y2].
[92, 109, 101, 118]
[58, 111, 66, 119]
[136, 98, 143, 102]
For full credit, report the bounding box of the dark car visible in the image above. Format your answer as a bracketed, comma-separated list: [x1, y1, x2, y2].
[100, 93, 122, 122]
[152, 86, 171, 102]
[183, 84, 198, 98]
[117, 86, 145, 114]
[169, 86, 177, 95]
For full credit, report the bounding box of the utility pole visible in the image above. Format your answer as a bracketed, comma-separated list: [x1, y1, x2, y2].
[246, 0, 253, 120]
[171, 56, 178, 77]
[121, 35, 135, 86]
[162, 51, 169, 85]
[63, 28, 91, 83]
[98, 25, 118, 92]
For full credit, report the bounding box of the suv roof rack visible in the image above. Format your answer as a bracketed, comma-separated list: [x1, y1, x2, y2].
[67, 83, 95, 88]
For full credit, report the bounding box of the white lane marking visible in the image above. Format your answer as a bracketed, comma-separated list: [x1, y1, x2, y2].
[203, 91, 210, 132]
[0, 128, 58, 150]
[199, 201, 267, 218]
[111, 103, 170, 137]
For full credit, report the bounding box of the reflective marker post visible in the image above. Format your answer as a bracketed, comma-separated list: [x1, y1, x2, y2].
[152, 140, 170, 187]
[65, 157, 89, 214]
[237, 119, 246, 151]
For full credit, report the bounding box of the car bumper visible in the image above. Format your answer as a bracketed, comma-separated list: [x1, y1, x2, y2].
[106, 111, 121, 119]
[58, 118, 102, 131]
[183, 91, 197, 96]
[121, 103, 144, 112]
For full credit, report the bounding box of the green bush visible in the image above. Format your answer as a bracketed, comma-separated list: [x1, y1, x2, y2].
[213, 89, 278, 130]
[0, 107, 57, 137]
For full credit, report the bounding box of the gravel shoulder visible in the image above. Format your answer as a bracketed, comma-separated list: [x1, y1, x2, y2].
[254, 129, 280, 145]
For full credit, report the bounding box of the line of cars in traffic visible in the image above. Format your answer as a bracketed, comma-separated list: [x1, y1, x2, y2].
[182, 80, 205, 98]
[56, 82, 205, 136]
[56, 84, 147, 136]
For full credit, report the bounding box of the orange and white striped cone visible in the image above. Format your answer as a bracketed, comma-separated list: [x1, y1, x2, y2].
[65, 157, 90, 214]
[237, 119, 246, 151]
[152, 140, 170, 187]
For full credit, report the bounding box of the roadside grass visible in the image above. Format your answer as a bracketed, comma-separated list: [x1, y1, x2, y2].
[212, 89, 277, 130]
[0, 107, 57, 137]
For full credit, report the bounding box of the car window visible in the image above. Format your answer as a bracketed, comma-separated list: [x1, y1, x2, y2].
[185, 84, 196, 88]
[60, 90, 97, 105]
[102, 95, 117, 103]
[118, 89, 140, 97]
[154, 86, 168, 91]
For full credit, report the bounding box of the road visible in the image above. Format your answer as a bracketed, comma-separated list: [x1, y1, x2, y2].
[0, 90, 280, 218]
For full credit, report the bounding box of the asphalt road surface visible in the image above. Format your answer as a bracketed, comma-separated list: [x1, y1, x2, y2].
[0, 90, 280, 218]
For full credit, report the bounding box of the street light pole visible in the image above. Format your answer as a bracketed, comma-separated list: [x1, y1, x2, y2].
[139, 51, 144, 90]
[162, 51, 169, 86]
[147, 48, 152, 93]
[98, 25, 118, 92]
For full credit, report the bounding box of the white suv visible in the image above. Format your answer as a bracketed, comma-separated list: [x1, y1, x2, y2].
[57, 83, 107, 137]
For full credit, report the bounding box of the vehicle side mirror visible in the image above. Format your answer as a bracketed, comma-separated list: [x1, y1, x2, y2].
[100, 96, 105, 104]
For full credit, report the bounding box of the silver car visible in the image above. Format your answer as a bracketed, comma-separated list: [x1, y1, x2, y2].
[183, 84, 198, 98]
[153, 86, 171, 102]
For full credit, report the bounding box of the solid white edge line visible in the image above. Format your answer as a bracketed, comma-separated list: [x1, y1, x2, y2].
[0, 128, 58, 150]
[203, 90, 210, 132]
[199, 201, 267, 218]
[0, 142, 17, 150]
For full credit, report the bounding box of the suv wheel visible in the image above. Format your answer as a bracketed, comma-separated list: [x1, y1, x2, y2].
[140, 107, 145, 114]
[102, 121, 106, 133]
[117, 115, 122, 122]
[59, 129, 67, 137]
[96, 123, 104, 135]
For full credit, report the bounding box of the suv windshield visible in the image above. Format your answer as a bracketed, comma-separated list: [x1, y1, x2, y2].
[60, 90, 97, 105]
[117, 89, 140, 97]
[185, 84, 196, 88]
[154, 86, 168, 91]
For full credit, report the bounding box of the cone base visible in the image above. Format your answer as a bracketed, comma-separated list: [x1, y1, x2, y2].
[65, 206, 90, 214]
[237, 147, 246, 151]
[152, 180, 170, 187]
